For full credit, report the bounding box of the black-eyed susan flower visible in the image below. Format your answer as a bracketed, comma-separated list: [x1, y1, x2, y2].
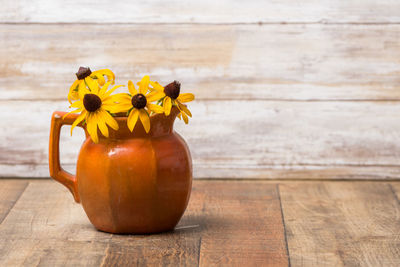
[111, 76, 164, 133]
[68, 67, 115, 104]
[68, 80, 123, 143]
[150, 80, 194, 124]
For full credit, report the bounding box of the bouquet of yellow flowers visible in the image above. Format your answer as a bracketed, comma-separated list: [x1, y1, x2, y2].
[65, 67, 195, 143]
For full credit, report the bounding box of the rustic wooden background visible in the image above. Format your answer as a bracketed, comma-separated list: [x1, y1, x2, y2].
[1, 1, 400, 179]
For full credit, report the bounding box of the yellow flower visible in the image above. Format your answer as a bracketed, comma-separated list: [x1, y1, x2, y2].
[150, 80, 194, 124]
[68, 67, 115, 104]
[67, 80, 123, 143]
[111, 76, 164, 133]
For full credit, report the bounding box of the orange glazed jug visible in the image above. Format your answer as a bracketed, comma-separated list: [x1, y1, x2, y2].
[49, 107, 192, 234]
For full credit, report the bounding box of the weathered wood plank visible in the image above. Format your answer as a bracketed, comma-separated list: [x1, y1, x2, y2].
[390, 183, 400, 204]
[0, 179, 27, 223]
[100, 234, 201, 266]
[197, 182, 288, 266]
[1, 179, 399, 266]
[1, 24, 400, 101]
[2, 100, 400, 179]
[93, 180, 287, 266]
[82, 181, 284, 266]
[0, 180, 111, 266]
[279, 182, 400, 266]
[87, 183, 207, 266]
[0, 180, 200, 266]
[0, 179, 288, 266]
[2, 0, 400, 23]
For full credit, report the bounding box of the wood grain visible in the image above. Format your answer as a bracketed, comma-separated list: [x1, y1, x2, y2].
[390, 183, 400, 204]
[2, 0, 400, 23]
[1, 24, 400, 101]
[0, 180, 111, 266]
[95, 185, 206, 266]
[2, 100, 400, 179]
[0, 179, 289, 266]
[197, 182, 288, 266]
[0, 180, 201, 265]
[1, 179, 399, 265]
[2, 4, 400, 180]
[279, 182, 400, 266]
[100, 234, 201, 266]
[0, 179, 27, 223]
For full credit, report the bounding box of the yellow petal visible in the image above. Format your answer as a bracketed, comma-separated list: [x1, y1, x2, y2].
[139, 109, 150, 133]
[98, 81, 112, 96]
[101, 97, 115, 106]
[86, 113, 99, 143]
[98, 75, 106, 86]
[102, 97, 120, 110]
[127, 109, 139, 131]
[97, 110, 109, 138]
[112, 93, 132, 103]
[177, 101, 192, 117]
[69, 80, 80, 93]
[68, 80, 80, 103]
[128, 80, 138, 95]
[107, 103, 132, 113]
[78, 81, 88, 100]
[146, 91, 165, 102]
[103, 110, 119, 131]
[91, 73, 106, 86]
[177, 93, 195, 103]
[67, 92, 75, 104]
[147, 103, 164, 114]
[106, 94, 132, 113]
[181, 111, 189, 124]
[164, 97, 172, 116]
[139, 75, 150, 94]
[102, 84, 124, 99]
[70, 100, 83, 109]
[85, 77, 99, 94]
[92, 69, 115, 84]
[70, 111, 87, 135]
[149, 81, 164, 92]
[62, 108, 82, 120]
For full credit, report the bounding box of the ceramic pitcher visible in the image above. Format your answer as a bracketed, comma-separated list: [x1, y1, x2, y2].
[49, 107, 192, 234]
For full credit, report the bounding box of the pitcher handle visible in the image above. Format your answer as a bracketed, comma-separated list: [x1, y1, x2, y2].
[49, 111, 81, 203]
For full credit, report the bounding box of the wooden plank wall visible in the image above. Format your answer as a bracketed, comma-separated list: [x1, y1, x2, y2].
[1, 1, 400, 179]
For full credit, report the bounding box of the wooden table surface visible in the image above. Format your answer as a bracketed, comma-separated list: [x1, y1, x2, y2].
[1, 179, 399, 266]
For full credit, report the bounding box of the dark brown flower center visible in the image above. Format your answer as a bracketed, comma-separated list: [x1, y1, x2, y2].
[131, 94, 147, 109]
[164, 81, 181, 99]
[76, 66, 92, 80]
[83, 94, 102, 112]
